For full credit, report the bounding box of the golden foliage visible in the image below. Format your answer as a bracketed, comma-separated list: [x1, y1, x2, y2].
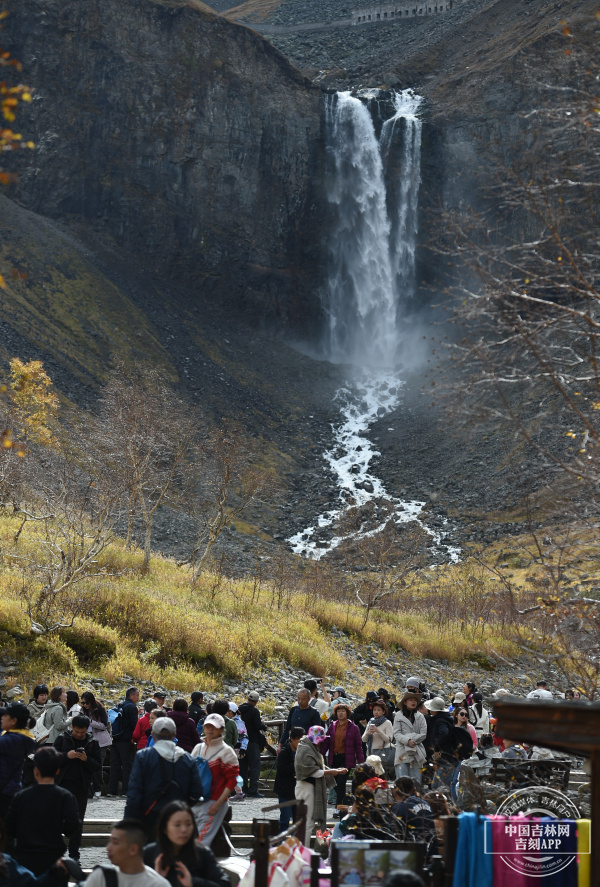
[7, 358, 58, 448]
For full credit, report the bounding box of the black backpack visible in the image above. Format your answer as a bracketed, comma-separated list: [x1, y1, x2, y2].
[452, 727, 474, 761]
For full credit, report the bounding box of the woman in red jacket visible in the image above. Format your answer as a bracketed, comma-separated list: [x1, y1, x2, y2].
[132, 699, 159, 750]
[321, 702, 364, 811]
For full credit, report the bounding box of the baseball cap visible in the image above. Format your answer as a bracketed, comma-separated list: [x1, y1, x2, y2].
[204, 713, 225, 729]
[228, 702, 238, 713]
[248, 691, 260, 702]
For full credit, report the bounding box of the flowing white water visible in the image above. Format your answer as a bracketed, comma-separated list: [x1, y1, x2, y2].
[289, 89, 460, 563]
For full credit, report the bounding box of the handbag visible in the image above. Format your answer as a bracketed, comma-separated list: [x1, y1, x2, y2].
[373, 742, 395, 771]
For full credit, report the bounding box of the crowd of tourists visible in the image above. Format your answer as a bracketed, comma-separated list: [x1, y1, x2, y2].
[0, 674, 580, 885]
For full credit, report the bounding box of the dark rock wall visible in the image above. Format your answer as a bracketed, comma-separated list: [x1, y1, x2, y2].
[4, 0, 327, 334]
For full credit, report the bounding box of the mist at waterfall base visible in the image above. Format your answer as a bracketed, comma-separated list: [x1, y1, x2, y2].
[288, 90, 459, 564]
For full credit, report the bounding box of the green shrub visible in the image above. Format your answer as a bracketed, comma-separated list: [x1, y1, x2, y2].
[60, 619, 118, 662]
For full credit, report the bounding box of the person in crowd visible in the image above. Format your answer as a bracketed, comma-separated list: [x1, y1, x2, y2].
[133, 700, 160, 751]
[210, 700, 237, 750]
[424, 697, 461, 789]
[463, 682, 476, 707]
[238, 691, 266, 799]
[4, 747, 80, 876]
[145, 710, 163, 749]
[304, 679, 331, 718]
[153, 693, 168, 712]
[53, 715, 101, 862]
[463, 733, 499, 777]
[108, 686, 140, 798]
[363, 698, 394, 758]
[125, 717, 202, 837]
[81, 691, 112, 798]
[279, 689, 322, 750]
[191, 713, 239, 848]
[273, 726, 305, 831]
[564, 688, 575, 700]
[322, 686, 348, 720]
[527, 680, 553, 700]
[27, 685, 49, 722]
[321, 702, 364, 812]
[166, 699, 201, 753]
[468, 692, 490, 739]
[447, 691, 466, 713]
[0, 702, 36, 821]
[452, 708, 477, 746]
[376, 688, 395, 720]
[352, 691, 378, 731]
[84, 819, 170, 887]
[66, 692, 81, 719]
[143, 801, 230, 887]
[501, 738, 528, 760]
[393, 691, 427, 784]
[226, 703, 247, 754]
[294, 725, 347, 846]
[573, 689, 582, 700]
[38, 688, 71, 746]
[392, 776, 437, 853]
[188, 693, 206, 727]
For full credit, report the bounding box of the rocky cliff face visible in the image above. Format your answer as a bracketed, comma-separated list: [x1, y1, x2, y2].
[4, 0, 327, 333]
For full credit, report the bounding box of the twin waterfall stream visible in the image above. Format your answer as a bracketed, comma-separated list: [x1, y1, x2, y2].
[288, 90, 459, 562]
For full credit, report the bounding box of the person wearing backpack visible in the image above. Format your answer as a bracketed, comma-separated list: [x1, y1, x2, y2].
[83, 818, 170, 887]
[0, 702, 36, 822]
[191, 714, 239, 848]
[107, 687, 140, 797]
[53, 715, 102, 862]
[37, 688, 71, 746]
[125, 718, 203, 838]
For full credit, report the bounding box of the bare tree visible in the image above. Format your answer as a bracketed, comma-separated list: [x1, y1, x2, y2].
[183, 423, 277, 583]
[339, 502, 424, 629]
[94, 365, 196, 572]
[7, 445, 123, 633]
[438, 21, 600, 503]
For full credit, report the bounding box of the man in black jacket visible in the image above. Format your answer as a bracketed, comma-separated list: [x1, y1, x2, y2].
[5, 747, 80, 876]
[278, 690, 321, 750]
[107, 686, 139, 797]
[274, 727, 304, 831]
[238, 691, 266, 799]
[54, 715, 101, 862]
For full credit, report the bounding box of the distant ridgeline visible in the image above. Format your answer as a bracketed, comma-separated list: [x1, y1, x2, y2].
[353, 0, 463, 23]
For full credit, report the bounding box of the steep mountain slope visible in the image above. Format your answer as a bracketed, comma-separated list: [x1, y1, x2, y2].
[3, 0, 327, 334]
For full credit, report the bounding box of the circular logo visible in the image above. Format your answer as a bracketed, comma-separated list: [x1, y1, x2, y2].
[490, 787, 583, 878]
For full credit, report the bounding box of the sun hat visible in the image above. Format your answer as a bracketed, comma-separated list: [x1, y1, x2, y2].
[365, 755, 385, 776]
[452, 692, 466, 704]
[248, 691, 260, 702]
[204, 713, 226, 729]
[400, 691, 422, 706]
[307, 725, 327, 743]
[424, 696, 446, 712]
[494, 688, 510, 697]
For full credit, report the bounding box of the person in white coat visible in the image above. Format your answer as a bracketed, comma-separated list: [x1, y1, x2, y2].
[468, 692, 490, 739]
[393, 691, 427, 784]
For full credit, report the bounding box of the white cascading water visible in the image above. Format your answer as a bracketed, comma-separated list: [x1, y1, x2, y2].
[289, 89, 459, 562]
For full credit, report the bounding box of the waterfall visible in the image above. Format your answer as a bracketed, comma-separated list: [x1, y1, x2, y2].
[323, 89, 422, 367]
[288, 89, 459, 563]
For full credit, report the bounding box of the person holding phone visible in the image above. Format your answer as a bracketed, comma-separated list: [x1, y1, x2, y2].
[53, 715, 101, 862]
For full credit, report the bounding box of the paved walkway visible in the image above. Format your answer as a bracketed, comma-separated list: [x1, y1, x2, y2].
[80, 795, 337, 868]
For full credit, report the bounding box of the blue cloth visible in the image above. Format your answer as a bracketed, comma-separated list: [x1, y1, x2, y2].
[541, 817, 577, 887]
[453, 812, 493, 887]
[0, 853, 60, 887]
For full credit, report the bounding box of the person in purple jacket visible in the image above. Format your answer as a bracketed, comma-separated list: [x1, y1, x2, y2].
[166, 700, 200, 753]
[320, 702, 364, 813]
